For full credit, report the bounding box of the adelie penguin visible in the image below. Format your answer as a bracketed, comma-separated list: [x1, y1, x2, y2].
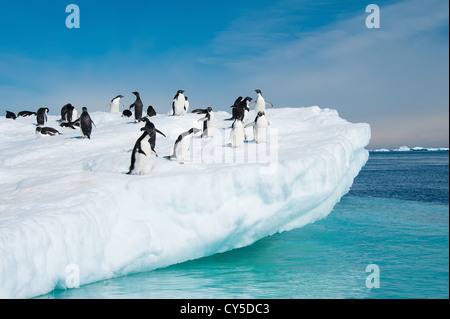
[146, 105, 157, 117]
[76, 107, 96, 139]
[228, 97, 252, 121]
[129, 91, 144, 123]
[36, 127, 61, 137]
[109, 95, 124, 114]
[191, 107, 215, 138]
[249, 89, 273, 113]
[17, 111, 36, 117]
[245, 111, 270, 144]
[60, 103, 78, 123]
[172, 90, 187, 116]
[229, 119, 246, 148]
[6, 111, 16, 120]
[164, 128, 201, 164]
[36, 107, 49, 126]
[127, 118, 166, 175]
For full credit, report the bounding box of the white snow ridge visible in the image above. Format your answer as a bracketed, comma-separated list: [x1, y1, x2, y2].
[0, 106, 371, 298]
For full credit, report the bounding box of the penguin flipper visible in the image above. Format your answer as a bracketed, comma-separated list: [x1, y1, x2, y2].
[266, 101, 274, 107]
[244, 122, 255, 128]
[191, 109, 207, 114]
[249, 101, 256, 107]
[129, 103, 135, 110]
[155, 129, 166, 137]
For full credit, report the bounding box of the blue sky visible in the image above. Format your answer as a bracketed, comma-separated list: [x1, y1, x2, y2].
[0, 0, 448, 148]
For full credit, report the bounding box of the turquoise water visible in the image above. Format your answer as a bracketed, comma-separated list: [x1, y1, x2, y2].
[39, 152, 449, 299]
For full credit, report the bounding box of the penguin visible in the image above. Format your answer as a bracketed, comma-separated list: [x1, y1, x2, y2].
[59, 121, 77, 130]
[164, 128, 201, 164]
[172, 90, 187, 116]
[140, 117, 166, 157]
[127, 120, 165, 175]
[229, 119, 246, 148]
[129, 91, 144, 123]
[192, 107, 215, 138]
[77, 107, 95, 139]
[250, 89, 273, 113]
[244, 111, 270, 144]
[36, 127, 61, 137]
[146, 105, 157, 117]
[60, 104, 78, 123]
[225, 96, 243, 121]
[36, 108, 49, 126]
[184, 96, 190, 114]
[122, 109, 133, 118]
[229, 97, 252, 122]
[109, 95, 124, 114]
[6, 111, 16, 120]
[17, 111, 36, 117]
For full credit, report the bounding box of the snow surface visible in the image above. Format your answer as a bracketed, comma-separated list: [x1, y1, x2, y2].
[0, 106, 371, 298]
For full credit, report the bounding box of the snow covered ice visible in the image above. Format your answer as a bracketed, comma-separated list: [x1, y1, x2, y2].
[0, 106, 371, 298]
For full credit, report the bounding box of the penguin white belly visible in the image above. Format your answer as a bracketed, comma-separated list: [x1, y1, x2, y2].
[209, 112, 215, 128]
[230, 123, 245, 148]
[255, 98, 266, 113]
[110, 100, 120, 114]
[135, 136, 152, 174]
[174, 94, 186, 116]
[254, 119, 268, 143]
[72, 108, 79, 120]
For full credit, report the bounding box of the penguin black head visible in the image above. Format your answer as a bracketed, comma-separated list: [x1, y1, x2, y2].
[177, 90, 184, 94]
[132, 92, 140, 97]
[82, 107, 88, 112]
[245, 97, 253, 102]
[207, 107, 213, 112]
[255, 89, 262, 94]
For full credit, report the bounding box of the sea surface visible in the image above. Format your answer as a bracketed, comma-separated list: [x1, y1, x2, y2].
[39, 151, 449, 299]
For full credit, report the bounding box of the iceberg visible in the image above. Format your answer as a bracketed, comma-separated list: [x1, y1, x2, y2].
[0, 106, 371, 298]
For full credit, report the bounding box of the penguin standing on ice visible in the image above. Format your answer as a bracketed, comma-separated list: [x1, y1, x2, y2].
[229, 119, 246, 148]
[36, 108, 49, 126]
[60, 104, 78, 123]
[192, 107, 215, 138]
[164, 128, 201, 164]
[127, 119, 166, 175]
[245, 111, 270, 144]
[109, 95, 124, 114]
[78, 107, 95, 139]
[129, 91, 144, 123]
[250, 89, 273, 113]
[172, 90, 187, 116]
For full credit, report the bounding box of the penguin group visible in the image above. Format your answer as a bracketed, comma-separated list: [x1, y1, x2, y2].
[3, 88, 274, 175]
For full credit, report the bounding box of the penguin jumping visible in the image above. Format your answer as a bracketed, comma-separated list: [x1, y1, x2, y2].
[164, 128, 201, 164]
[191, 107, 215, 138]
[109, 95, 124, 114]
[36, 108, 49, 126]
[245, 111, 270, 144]
[250, 89, 273, 113]
[129, 91, 144, 123]
[127, 118, 166, 175]
[172, 90, 187, 116]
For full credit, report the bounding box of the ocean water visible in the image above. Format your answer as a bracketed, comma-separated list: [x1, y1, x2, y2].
[39, 151, 449, 299]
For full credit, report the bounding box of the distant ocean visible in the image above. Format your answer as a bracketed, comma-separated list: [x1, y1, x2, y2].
[38, 151, 449, 299]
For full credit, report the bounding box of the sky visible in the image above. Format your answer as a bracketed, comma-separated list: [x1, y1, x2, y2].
[0, 0, 448, 148]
